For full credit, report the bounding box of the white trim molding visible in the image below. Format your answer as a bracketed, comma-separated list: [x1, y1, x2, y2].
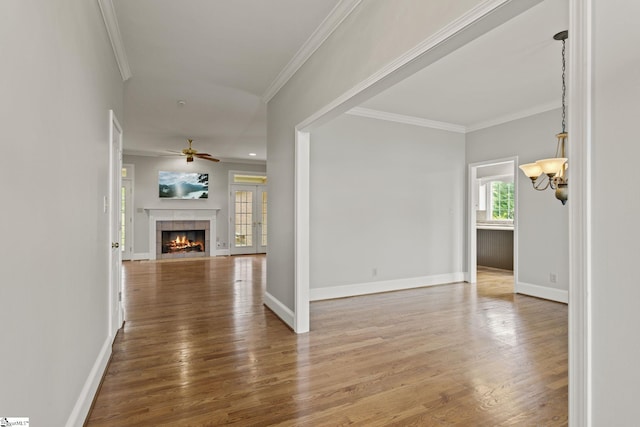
[310, 273, 465, 301]
[97, 0, 132, 81]
[466, 101, 561, 132]
[294, 130, 311, 333]
[65, 335, 113, 427]
[516, 282, 569, 304]
[347, 101, 561, 135]
[262, 0, 362, 103]
[347, 107, 466, 133]
[132, 252, 150, 261]
[568, 0, 593, 424]
[263, 292, 295, 330]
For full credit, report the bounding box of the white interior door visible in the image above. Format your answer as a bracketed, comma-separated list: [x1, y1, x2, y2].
[230, 185, 267, 255]
[109, 110, 123, 336]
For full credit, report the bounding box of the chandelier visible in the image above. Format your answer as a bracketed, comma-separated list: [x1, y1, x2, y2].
[519, 30, 568, 205]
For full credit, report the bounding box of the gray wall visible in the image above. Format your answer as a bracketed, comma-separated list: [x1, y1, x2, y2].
[123, 155, 266, 255]
[310, 114, 465, 288]
[0, 0, 123, 424]
[592, 1, 640, 422]
[267, 0, 487, 310]
[467, 109, 569, 292]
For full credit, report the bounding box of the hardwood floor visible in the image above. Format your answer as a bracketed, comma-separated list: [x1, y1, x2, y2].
[86, 257, 567, 426]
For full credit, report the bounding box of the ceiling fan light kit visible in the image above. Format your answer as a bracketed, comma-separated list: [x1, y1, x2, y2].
[173, 139, 220, 163]
[519, 30, 569, 205]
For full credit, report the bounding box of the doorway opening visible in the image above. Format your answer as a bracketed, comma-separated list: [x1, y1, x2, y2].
[468, 158, 518, 291]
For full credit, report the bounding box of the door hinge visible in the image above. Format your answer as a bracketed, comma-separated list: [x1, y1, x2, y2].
[118, 291, 122, 302]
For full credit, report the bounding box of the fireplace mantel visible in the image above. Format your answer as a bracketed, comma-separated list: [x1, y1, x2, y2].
[146, 208, 220, 260]
[145, 207, 220, 217]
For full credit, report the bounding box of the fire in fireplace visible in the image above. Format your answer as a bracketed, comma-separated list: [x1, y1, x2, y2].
[162, 230, 205, 254]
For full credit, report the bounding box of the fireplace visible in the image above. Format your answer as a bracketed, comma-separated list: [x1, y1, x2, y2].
[146, 208, 219, 260]
[161, 230, 205, 254]
[156, 220, 211, 259]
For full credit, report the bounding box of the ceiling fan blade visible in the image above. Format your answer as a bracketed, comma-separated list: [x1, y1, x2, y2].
[195, 154, 220, 162]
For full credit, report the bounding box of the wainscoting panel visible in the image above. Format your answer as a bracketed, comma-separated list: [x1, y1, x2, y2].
[477, 228, 513, 270]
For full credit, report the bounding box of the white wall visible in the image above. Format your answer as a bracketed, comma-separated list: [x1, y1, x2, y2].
[310, 114, 465, 293]
[591, 1, 640, 422]
[123, 155, 266, 256]
[467, 109, 569, 296]
[267, 0, 488, 311]
[0, 1, 123, 425]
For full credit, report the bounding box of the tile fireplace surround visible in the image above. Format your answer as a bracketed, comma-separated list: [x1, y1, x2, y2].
[145, 208, 219, 260]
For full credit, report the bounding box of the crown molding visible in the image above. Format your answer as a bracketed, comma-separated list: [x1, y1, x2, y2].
[466, 100, 560, 132]
[295, 0, 532, 131]
[347, 107, 466, 133]
[98, 0, 132, 81]
[262, 0, 362, 103]
[347, 102, 562, 135]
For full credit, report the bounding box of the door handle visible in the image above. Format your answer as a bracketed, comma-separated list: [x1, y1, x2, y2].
[112, 242, 120, 248]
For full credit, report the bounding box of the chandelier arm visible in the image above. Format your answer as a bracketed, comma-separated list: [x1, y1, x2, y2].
[532, 175, 552, 191]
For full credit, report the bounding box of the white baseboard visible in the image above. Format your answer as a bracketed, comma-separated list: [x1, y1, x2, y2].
[516, 281, 569, 304]
[310, 272, 465, 301]
[65, 334, 113, 427]
[463, 271, 471, 283]
[263, 291, 295, 330]
[215, 249, 230, 256]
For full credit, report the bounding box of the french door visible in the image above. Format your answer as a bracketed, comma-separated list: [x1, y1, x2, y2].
[230, 185, 267, 254]
[121, 178, 133, 261]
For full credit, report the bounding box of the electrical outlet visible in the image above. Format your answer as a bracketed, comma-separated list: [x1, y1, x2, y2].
[550, 273, 557, 283]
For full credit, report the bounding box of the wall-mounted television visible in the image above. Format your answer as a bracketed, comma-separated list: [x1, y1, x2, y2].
[158, 171, 208, 199]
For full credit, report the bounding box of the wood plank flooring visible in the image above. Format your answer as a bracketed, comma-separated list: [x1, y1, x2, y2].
[86, 257, 567, 426]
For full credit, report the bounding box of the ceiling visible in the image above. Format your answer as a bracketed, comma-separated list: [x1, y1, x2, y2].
[113, 0, 342, 162]
[360, 0, 568, 131]
[113, 0, 568, 163]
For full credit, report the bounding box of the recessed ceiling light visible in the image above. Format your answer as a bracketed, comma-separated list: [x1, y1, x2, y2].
[177, 100, 186, 107]
[249, 153, 257, 157]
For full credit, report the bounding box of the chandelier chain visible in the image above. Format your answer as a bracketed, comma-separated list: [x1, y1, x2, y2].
[561, 38, 566, 134]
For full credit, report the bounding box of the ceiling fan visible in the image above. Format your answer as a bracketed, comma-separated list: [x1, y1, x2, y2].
[168, 139, 220, 163]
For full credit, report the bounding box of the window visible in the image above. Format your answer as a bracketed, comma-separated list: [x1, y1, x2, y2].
[478, 175, 514, 223]
[489, 180, 514, 220]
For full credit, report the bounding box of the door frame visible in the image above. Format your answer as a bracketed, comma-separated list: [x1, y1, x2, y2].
[291, 0, 592, 424]
[108, 110, 123, 338]
[467, 157, 518, 286]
